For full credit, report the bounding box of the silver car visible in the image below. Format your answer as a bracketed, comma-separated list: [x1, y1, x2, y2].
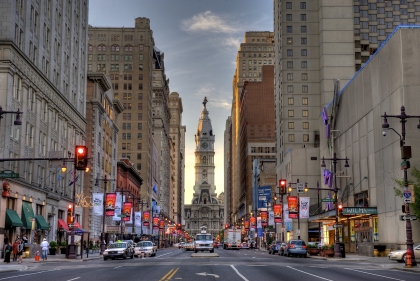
[103, 242, 134, 260]
[134, 241, 157, 257]
[388, 243, 420, 263]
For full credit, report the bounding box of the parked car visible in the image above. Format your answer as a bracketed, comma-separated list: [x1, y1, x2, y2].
[134, 240, 157, 257]
[184, 242, 195, 251]
[268, 241, 283, 255]
[179, 242, 186, 249]
[213, 241, 219, 248]
[277, 242, 287, 256]
[284, 239, 308, 258]
[241, 242, 250, 249]
[388, 243, 420, 263]
[103, 242, 134, 260]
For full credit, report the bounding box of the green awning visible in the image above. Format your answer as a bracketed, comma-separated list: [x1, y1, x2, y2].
[21, 201, 35, 229]
[5, 209, 23, 228]
[35, 215, 49, 230]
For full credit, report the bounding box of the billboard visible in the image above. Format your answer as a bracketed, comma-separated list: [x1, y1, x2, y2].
[257, 186, 272, 209]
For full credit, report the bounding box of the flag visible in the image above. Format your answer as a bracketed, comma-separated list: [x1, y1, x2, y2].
[57, 167, 63, 181]
[68, 175, 79, 186]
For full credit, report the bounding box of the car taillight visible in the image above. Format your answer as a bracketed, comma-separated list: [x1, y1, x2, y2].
[302, 245, 307, 249]
[289, 244, 295, 248]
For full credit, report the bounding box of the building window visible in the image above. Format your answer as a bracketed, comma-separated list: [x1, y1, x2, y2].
[287, 49, 293, 56]
[138, 123, 142, 130]
[287, 38, 293, 45]
[301, 61, 307, 68]
[287, 14, 292, 21]
[137, 143, 142, 150]
[286, 2, 292, 9]
[287, 85, 294, 93]
[302, 97, 308, 105]
[301, 73, 308, 81]
[288, 97, 294, 105]
[287, 73, 293, 81]
[288, 122, 294, 129]
[300, 14, 306, 21]
[300, 2, 306, 9]
[301, 38, 307, 45]
[301, 26, 307, 33]
[303, 134, 309, 142]
[302, 110, 308, 117]
[287, 26, 293, 33]
[301, 49, 307, 56]
[302, 85, 308, 93]
[288, 134, 295, 142]
[287, 61, 293, 68]
[288, 110, 294, 117]
[303, 122, 309, 129]
[137, 133, 142, 140]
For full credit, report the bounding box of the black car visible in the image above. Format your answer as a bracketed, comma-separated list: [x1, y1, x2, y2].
[268, 241, 283, 255]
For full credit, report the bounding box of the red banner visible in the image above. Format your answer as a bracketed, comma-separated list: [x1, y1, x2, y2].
[143, 211, 150, 226]
[274, 204, 282, 223]
[105, 193, 116, 216]
[260, 211, 268, 227]
[122, 202, 132, 221]
[244, 220, 250, 231]
[159, 220, 165, 230]
[288, 196, 298, 219]
[250, 217, 256, 229]
[153, 217, 159, 229]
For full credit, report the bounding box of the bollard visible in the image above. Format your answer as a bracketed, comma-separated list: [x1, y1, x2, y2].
[406, 249, 412, 268]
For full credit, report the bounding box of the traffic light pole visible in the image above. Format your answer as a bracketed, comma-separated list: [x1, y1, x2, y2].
[68, 169, 77, 259]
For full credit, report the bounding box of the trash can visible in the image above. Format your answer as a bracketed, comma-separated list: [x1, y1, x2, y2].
[339, 243, 345, 258]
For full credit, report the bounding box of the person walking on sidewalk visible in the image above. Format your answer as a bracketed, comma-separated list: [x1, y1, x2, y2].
[17, 240, 24, 264]
[41, 238, 49, 261]
[12, 240, 18, 262]
[3, 243, 12, 263]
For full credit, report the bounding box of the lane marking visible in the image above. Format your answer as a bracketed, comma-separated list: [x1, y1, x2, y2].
[114, 266, 123, 269]
[0, 269, 61, 280]
[286, 266, 333, 281]
[165, 267, 179, 281]
[230, 265, 249, 281]
[343, 268, 406, 281]
[159, 267, 179, 281]
[247, 265, 266, 267]
[66, 278, 80, 281]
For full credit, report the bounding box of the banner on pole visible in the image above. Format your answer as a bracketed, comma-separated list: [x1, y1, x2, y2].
[268, 211, 275, 226]
[122, 202, 132, 222]
[92, 193, 103, 216]
[260, 211, 268, 227]
[105, 193, 117, 216]
[250, 217, 256, 230]
[134, 212, 141, 227]
[288, 196, 298, 219]
[143, 211, 150, 226]
[299, 197, 310, 219]
[273, 204, 282, 223]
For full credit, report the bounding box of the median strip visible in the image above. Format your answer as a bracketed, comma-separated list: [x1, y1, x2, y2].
[159, 267, 179, 281]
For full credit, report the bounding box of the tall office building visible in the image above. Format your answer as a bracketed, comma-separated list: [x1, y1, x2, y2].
[274, 0, 420, 242]
[169, 92, 184, 223]
[0, 0, 88, 246]
[229, 31, 274, 222]
[88, 17, 155, 204]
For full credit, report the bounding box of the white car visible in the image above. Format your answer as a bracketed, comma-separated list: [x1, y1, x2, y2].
[103, 242, 134, 260]
[134, 241, 157, 257]
[388, 243, 420, 263]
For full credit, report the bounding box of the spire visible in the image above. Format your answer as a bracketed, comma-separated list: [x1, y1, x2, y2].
[197, 97, 213, 137]
[203, 97, 208, 107]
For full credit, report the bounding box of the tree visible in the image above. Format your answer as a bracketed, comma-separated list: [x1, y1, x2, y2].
[394, 166, 420, 218]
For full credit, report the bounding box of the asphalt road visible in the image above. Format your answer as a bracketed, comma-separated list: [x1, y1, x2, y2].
[0, 248, 418, 281]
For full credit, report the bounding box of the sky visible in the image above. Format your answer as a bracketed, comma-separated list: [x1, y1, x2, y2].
[88, 0, 273, 204]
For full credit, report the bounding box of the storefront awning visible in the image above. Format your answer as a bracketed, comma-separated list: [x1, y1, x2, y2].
[73, 220, 85, 234]
[5, 209, 23, 228]
[57, 219, 69, 232]
[21, 201, 35, 228]
[35, 215, 50, 230]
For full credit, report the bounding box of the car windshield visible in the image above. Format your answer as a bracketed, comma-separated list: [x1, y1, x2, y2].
[137, 241, 153, 247]
[108, 243, 126, 248]
[196, 235, 212, 240]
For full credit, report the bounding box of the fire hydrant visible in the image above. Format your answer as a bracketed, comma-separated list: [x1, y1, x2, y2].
[406, 249, 412, 268]
[35, 251, 40, 262]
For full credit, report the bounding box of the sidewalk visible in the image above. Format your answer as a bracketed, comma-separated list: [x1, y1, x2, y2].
[0, 252, 102, 273]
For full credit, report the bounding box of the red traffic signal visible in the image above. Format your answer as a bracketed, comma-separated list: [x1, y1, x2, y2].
[279, 179, 287, 194]
[338, 204, 343, 215]
[67, 204, 73, 224]
[75, 145, 88, 170]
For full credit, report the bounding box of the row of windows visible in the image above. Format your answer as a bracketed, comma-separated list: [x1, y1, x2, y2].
[89, 44, 144, 52]
[287, 85, 309, 93]
[286, 2, 306, 9]
[243, 53, 272, 58]
[288, 97, 309, 105]
[122, 133, 143, 140]
[122, 123, 143, 130]
[286, 61, 308, 68]
[288, 134, 310, 142]
[109, 74, 143, 80]
[122, 103, 143, 110]
[242, 60, 273, 65]
[250, 147, 276, 153]
[287, 73, 308, 81]
[286, 14, 307, 21]
[88, 64, 145, 71]
[242, 46, 272, 51]
[115, 93, 143, 100]
[288, 122, 309, 129]
[287, 37, 307, 45]
[287, 49, 307, 56]
[121, 143, 143, 150]
[287, 26, 307, 33]
[287, 110, 309, 117]
[88, 54, 144, 61]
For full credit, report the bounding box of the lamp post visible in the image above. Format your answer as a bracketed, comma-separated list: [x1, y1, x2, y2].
[287, 179, 307, 240]
[321, 153, 349, 258]
[0, 106, 22, 126]
[382, 105, 419, 266]
[116, 187, 131, 239]
[95, 175, 115, 255]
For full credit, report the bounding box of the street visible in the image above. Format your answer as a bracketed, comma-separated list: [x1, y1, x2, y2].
[0, 248, 419, 281]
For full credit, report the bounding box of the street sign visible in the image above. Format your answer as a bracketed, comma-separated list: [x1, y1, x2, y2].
[118, 214, 126, 218]
[399, 215, 417, 221]
[333, 224, 343, 228]
[297, 183, 305, 193]
[403, 187, 412, 204]
[321, 198, 334, 202]
[0, 170, 19, 178]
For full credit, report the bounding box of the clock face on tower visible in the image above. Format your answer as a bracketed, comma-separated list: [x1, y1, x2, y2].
[201, 142, 208, 148]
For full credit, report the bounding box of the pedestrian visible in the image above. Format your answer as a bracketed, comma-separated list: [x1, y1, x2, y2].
[12, 240, 18, 262]
[40, 238, 49, 261]
[3, 243, 12, 263]
[17, 240, 24, 264]
[21, 235, 28, 246]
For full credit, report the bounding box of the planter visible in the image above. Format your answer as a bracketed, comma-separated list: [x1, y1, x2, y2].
[60, 248, 66, 254]
[49, 248, 57, 255]
[307, 248, 319, 256]
[325, 249, 334, 257]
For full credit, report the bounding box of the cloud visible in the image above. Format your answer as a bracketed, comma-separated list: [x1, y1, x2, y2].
[222, 37, 241, 48]
[182, 11, 238, 34]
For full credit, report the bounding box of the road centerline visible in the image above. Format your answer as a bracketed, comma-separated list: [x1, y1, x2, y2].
[230, 265, 249, 281]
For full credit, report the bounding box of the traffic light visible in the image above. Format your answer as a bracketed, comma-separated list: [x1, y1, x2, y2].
[67, 204, 73, 224]
[279, 179, 287, 194]
[74, 145, 88, 170]
[225, 224, 229, 229]
[338, 204, 343, 216]
[177, 223, 181, 230]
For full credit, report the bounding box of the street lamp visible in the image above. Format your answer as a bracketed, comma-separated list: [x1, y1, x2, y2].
[321, 153, 349, 258]
[381, 105, 419, 266]
[95, 175, 116, 255]
[0, 106, 22, 125]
